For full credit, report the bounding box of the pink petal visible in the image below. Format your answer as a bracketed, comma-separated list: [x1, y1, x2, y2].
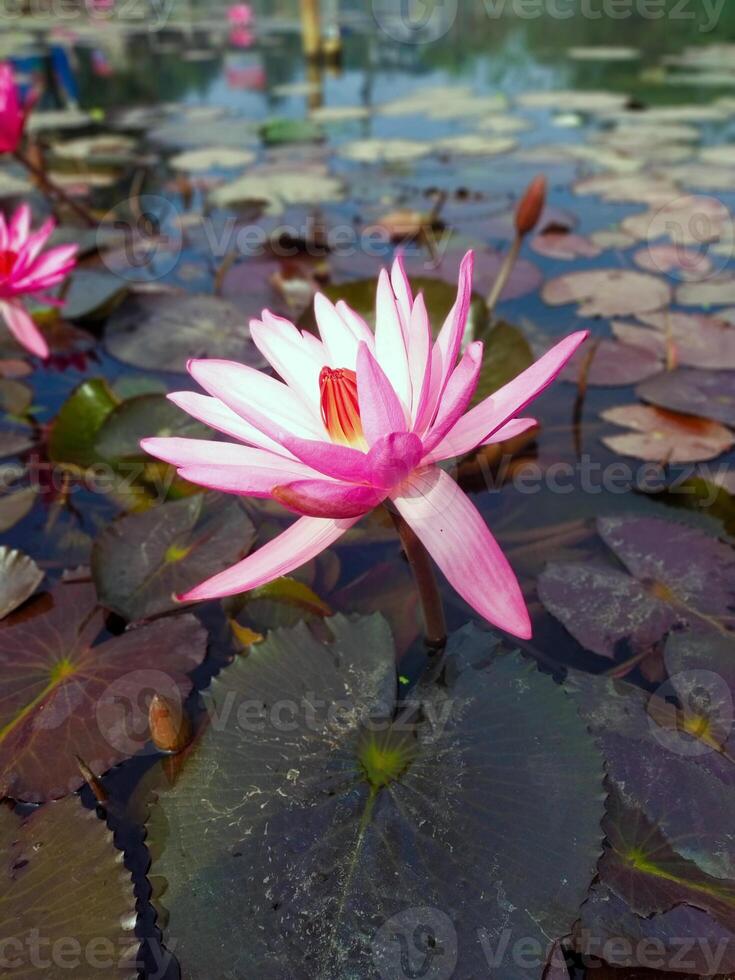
[0, 212, 7, 251]
[140, 437, 315, 482]
[407, 292, 432, 424]
[13, 245, 77, 292]
[422, 417, 538, 464]
[8, 204, 30, 250]
[390, 253, 413, 341]
[335, 300, 375, 351]
[482, 417, 538, 445]
[427, 331, 589, 460]
[179, 515, 359, 601]
[273, 479, 386, 518]
[249, 311, 325, 410]
[367, 431, 423, 489]
[391, 467, 531, 638]
[167, 391, 292, 456]
[0, 299, 48, 358]
[419, 250, 474, 431]
[375, 268, 411, 409]
[421, 341, 483, 455]
[15, 218, 56, 276]
[188, 357, 325, 443]
[314, 293, 359, 368]
[280, 434, 373, 484]
[356, 341, 407, 445]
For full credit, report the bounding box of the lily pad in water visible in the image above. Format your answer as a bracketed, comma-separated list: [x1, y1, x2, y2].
[0, 796, 139, 978]
[0, 580, 207, 801]
[0, 547, 43, 620]
[91, 493, 256, 621]
[146, 617, 604, 979]
[104, 292, 266, 372]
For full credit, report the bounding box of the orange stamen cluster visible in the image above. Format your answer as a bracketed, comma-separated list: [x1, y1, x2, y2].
[319, 366, 365, 447]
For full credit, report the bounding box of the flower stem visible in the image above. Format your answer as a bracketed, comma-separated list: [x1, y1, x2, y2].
[390, 510, 446, 651]
[14, 148, 97, 228]
[486, 233, 521, 319]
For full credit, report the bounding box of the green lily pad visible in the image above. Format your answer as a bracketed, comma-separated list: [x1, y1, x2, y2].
[0, 580, 207, 801]
[259, 117, 323, 145]
[0, 796, 139, 978]
[63, 269, 129, 322]
[48, 378, 119, 472]
[147, 619, 604, 978]
[104, 292, 266, 373]
[94, 394, 212, 464]
[91, 493, 256, 622]
[0, 486, 36, 532]
[472, 321, 533, 405]
[0, 547, 43, 620]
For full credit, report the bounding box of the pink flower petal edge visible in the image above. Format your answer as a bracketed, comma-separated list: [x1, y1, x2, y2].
[143, 249, 588, 638]
[0, 204, 78, 359]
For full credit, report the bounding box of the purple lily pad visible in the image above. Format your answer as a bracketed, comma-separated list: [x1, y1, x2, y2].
[561, 338, 662, 386]
[636, 369, 735, 426]
[539, 516, 735, 658]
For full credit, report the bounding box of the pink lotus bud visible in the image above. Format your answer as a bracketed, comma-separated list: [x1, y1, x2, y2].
[0, 63, 27, 155]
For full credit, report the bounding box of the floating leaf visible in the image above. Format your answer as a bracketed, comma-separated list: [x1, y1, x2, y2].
[338, 138, 431, 163]
[91, 493, 256, 621]
[209, 166, 343, 212]
[432, 134, 516, 157]
[601, 404, 734, 463]
[636, 369, 735, 426]
[0, 379, 32, 416]
[538, 561, 677, 660]
[517, 90, 628, 112]
[94, 394, 212, 464]
[633, 244, 714, 279]
[260, 117, 323, 145]
[0, 547, 43, 620]
[612, 312, 735, 370]
[169, 147, 256, 171]
[0, 486, 36, 532]
[63, 269, 129, 322]
[561, 339, 662, 386]
[105, 292, 266, 373]
[540, 515, 735, 657]
[0, 796, 139, 976]
[677, 277, 735, 308]
[531, 231, 602, 260]
[48, 378, 119, 472]
[0, 580, 207, 801]
[472, 321, 533, 405]
[0, 426, 33, 459]
[543, 270, 671, 318]
[147, 618, 604, 979]
[622, 195, 731, 244]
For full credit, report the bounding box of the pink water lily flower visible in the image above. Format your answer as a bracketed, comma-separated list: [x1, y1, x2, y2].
[142, 252, 587, 638]
[0, 205, 78, 358]
[0, 63, 32, 154]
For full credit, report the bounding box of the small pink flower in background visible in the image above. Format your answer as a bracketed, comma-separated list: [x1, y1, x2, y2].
[0, 205, 78, 359]
[229, 26, 255, 48]
[143, 252, 588, 638]
[227, 3, 253, 25]
[0, 63, 31, 155]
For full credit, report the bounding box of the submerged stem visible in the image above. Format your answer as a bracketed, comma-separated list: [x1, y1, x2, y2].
[486, 233, 521, 319]
[390, 510, 446, 651]
[14, 148, 97, 228]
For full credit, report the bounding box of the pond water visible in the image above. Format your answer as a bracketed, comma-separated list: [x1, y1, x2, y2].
[1, 4, 734, 978]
